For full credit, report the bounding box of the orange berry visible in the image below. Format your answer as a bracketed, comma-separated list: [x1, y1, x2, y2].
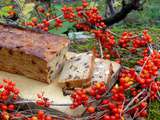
[87, 106, 95, 113]
[32, 17, 38, 23]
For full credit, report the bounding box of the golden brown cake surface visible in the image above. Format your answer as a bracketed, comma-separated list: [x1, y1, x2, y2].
[0, 24, 69, 62]
[0, 24, 69, 83]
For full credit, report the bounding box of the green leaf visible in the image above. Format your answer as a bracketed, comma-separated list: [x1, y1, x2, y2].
[0, 0, 12, 4]
[18, 0, 25, 8]
[0, 6, 12, 17]
[22, 3, 35, 19]
[89, 2, 98, 7]
[49, 22, 75, 35]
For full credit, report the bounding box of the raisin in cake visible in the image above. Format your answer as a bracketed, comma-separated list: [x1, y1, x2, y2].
[58, 52, 94, 88]
[91, 58, 121, 84]
[0, 24, 69, 83]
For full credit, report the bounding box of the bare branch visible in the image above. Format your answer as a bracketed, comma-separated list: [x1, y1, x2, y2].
[104, 0, 145, 26]
[105, 0, 116, 17]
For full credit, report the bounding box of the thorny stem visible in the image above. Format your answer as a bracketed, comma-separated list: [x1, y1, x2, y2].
[139, 54, 151, 75]
[124, 89, 146, 112]
[120, 98, 126, 119]
[107, 29, 139, 39]
[48, 14, 63, 22]
[79, 110, 108, 120]
[125, 94, 149, 113]
[132, 109, 139, 119]
[134, 105, 147, 118]
[14, 99, 71, 106]
[98, 39, 104, 58]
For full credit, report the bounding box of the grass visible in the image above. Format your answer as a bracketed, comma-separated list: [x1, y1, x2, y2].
[148, 100, 160, 120]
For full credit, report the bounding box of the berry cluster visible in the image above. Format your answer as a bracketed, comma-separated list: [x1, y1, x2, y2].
[25, 17, 50, 32]
[118, 32, 133, 48]
[36, 92, 52, 107]
[137, 51, 160, 87]
[0, 80, 19, 120]
[23, 4, 58, 31]
[119, 69, 137, 88]
[70, 82, 107, 109]
[76, 23, 91, 31]
[70, 89, 88, 109]
[54, 18, 63, 28]
[93, 30, 115, 50]
[133, 30, 152, 48]
[28, 110, 52, 120]
[88, 82, 107, 100]
[0, 104, 15, 112]
[128, 100, 148, 118]
[85, 8, 105, 28]
[92, 30, 117, 59]
[0, 79, 19, 101]
[150, 81, 160, 100]
[61, 5, 76, 22]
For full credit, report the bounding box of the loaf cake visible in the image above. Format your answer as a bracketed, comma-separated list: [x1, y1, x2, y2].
[58, 52, 95, 88]
[0, 24, 69, 83]
[91, 58, 121, 84]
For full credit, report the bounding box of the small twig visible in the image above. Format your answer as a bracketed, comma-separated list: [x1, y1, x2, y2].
[124, 89, 146, 112]
[26, 103, 34, 115]
[48, 14, 63, 22]
[120, 98, 126, 119]
[139, 54, 151, 75]
[126, 83, 139, 91]
[107, 29, 139, 39]
[98, 39, 104, 58]
[132, 109, 140, 119]
[88, 93, 112, 104]
[80, 110, 108, 120]
[134, 105, 147, 118]
[125, 94, 149, 112]
[14, 99, 71, 106]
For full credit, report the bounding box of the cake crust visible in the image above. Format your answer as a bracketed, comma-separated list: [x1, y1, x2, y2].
[0, 24, 69, 83]
[0, 24, 69, 62]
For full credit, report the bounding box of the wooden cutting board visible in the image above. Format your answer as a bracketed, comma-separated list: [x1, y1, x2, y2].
[0, 52, 120, 116]
[0, 70, 85, 115]
[0, 52, 84, 116]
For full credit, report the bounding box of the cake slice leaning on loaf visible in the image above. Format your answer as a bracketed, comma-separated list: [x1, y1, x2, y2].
[58, 52, 95, 88]
[0, 24, 69, 83]
[91, 58, 121, 84]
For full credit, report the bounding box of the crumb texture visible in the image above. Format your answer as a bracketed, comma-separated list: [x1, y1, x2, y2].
[59, 52, 93, 82]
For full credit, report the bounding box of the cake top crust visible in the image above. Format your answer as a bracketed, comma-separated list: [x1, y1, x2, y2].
[0, 24, 69, 62]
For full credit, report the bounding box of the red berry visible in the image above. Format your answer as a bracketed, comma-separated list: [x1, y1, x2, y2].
[37, 110, 45, 119]
[87, 106, 95, 113]
[103, 114, 110, 120]
[8, 104, 15, 111]
[45, 115, 52, 120]
[32, 17, 38, 23]
[31, 116, 38, 120]
[1, 105, 7, 111]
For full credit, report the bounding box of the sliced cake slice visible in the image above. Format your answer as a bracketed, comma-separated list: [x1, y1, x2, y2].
[58, 52, 95, 88]
[91, 58, 121, 84]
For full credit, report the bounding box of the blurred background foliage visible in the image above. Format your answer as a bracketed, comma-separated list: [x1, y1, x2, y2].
[0, 0, 160, 33]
